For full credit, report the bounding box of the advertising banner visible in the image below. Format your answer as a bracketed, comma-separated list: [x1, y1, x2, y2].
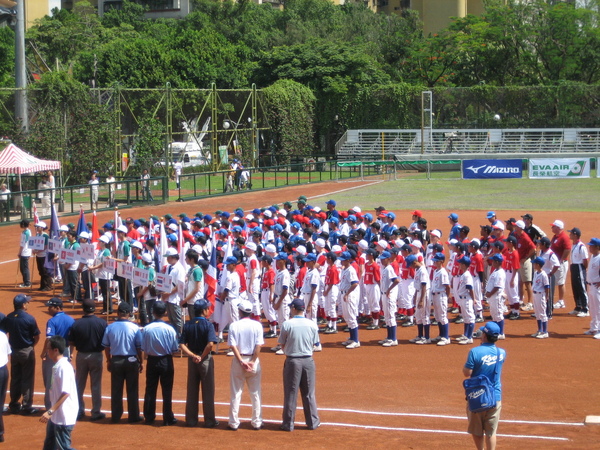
[529, 158, 591, 179]
[462, 159, 522, 179]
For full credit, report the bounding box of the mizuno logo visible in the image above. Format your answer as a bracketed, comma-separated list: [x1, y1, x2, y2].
[466, 164, 486, 174]
[467, 164, 519, 174]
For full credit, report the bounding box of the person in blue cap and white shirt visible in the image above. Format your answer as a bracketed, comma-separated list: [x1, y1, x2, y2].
[531, 257, 550, 339]
[585, 238, 600, 339]
[379, 251, 399, 347]
[338, 251, 360, 349]
[463, 321, 506, 450]
[485, 254, 507, 340]
[455, 256, 476, 345]
[300, 253, 320, 326]
[430, 252, 451, 346]
[407, 254, 431, 344]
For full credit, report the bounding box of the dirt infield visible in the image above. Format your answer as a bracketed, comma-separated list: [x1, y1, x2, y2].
[0, 179, 599, 449]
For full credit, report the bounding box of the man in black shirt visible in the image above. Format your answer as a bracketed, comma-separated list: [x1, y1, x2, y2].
[68, 299, 107, 421]
[1, 294, 40, 415]
[179, 300, 219, 428]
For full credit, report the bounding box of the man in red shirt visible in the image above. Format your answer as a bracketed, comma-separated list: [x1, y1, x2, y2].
[503, 236, 521, 319]
[363, 249, 382, 330]
[513, 220, 536, 311]
[550, 219, 572, 312]
[126, 218, 140, 241]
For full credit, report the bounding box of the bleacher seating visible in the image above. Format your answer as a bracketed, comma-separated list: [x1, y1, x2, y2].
[335, 128, 600, 161]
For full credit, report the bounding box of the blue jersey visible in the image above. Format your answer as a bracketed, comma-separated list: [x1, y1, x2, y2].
[46, 311, 75, 340]
[465, 343, 506, 401]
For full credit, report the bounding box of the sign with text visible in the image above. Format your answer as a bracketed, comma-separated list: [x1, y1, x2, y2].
[28, 236, 46, 251]
[155, 273, 172, 292]
[462, 159, 522, 179]
[132, 267, 149, 287]
[48, 239, 62, 254]
[59, 249, 76, 265]
[529, 158, 590, 179]
[103, 258, 117, 275]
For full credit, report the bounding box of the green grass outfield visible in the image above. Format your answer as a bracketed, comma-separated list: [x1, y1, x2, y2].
[311, 172, 600, 212]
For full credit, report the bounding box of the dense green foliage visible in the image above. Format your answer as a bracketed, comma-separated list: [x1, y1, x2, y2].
[1, 0, 600, 172]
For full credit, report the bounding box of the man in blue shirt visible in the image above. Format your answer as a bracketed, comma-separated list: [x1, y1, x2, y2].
[42, 298, 75, 411]
[102, 302, 143, 423]
[1, 294, 40, 415]
[463, 321, 506, 450]
[141, 302, 179, 426]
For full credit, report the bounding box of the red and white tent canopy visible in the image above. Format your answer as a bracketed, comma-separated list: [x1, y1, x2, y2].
[0, 143, 61, 174]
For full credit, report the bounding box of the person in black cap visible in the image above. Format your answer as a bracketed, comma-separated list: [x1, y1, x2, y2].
[1, 294, 40, 415]
[278, 298, 320, 432]
[179, 300, 219, 428]
[42, 297, 75, 411]
[568, 227, 589, 317]
[68, 299, 108, 421]
[101, 302, 143, 423]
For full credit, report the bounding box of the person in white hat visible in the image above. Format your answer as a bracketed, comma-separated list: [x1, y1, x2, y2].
[227, 299, 264, 431]
[114, 225, 134, 308]
[78, 231, 95, 300]
[33, 222, 52, 291]
[89, 235, 114, 314]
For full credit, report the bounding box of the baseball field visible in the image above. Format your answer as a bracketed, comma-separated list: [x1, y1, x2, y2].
[1, 176, 599, 449]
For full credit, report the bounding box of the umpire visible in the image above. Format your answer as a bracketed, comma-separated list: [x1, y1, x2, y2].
[68, 299, 107, 421]
[1, 294, 40, 415]
[102, 302, 143, 423]
[278, 298, 320, 432]
[179, 300, 219, 428]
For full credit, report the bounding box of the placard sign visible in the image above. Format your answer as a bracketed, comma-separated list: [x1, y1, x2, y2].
[155, 273, 172, 292]
[132, 267, 149, 287]
[103, 258, 117, 275]
[48, 239, 62, 253]
[60, 249, 76, 265]
[28, 236, 46, 251]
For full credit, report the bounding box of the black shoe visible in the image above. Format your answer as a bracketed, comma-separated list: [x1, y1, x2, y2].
[204, 420, 219, 428]
[110, 417, 121, 424]
[21, 408, 39, 416]
[76, 412, 85, 421]
[90, 413, 106, 421]
[279, 425, 292, 432]
[263, 332, 277, 339]
[128, 415, 143, 423]
[144, 419, 155, 425]
[163, 418, 178, 426]
[4, 406, 19, 415]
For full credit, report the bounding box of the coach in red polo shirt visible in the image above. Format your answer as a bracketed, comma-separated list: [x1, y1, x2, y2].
[550, 219, 572, 311]
[513, 220, 536, 310]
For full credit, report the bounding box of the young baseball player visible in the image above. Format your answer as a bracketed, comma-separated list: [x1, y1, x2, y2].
[339, 251, 361, 349]
[485, 254, 507, 339]
[245, 242, 261, 320]
[467, 240, 485, 322]
[379, 251, 400, 347]
[363, 249, 382, 330]
[455, 256, 476, 344]
[271, 253, 291, 354]
[260, 255, 277, 337]
[430, 253, 451, 346]
[301, 253, 320, 326]
[503, 236, 521, 320]
[398, 245, 416, 327]
[531, 257, 550, 338]
[408, 255, 431, 344]
[585, 238, 600, 339]
[322, 252, 340, 334]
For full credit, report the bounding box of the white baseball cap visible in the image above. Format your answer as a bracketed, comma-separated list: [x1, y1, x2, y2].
[78, 231, 91, 240]
[331, 245, 342, 253]
[515, 220, 526, 229]
[296, 245, 307, 256]
[164, 248, 178, 257]
[493, 222, 505, 231]
[35, 221, 47, 228]
[263, 210, 272, 218]
[410, 240, 423, 249]
[358, 240, 369, 250]
[314, 238, 326, 248]
[265, 244, 277, 253]
[245, 242, 257, 251]
[59, 225, 69, 232]
[377, 239, 389, 249]
[131, 241, 143, 249]
[430, 229, 442, 238]
[238, 300, 253, 313]
[99, 235, 110, 244]
[551, 220, 564, 229]
[117, 225, 128, 234]
[352, 206, 362, 213]
[168, 223, 178, 232]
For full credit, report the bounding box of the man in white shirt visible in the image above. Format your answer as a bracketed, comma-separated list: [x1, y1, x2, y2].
[485, 254, 507, 340]
[39, 336, 78, 450]
[161, 248, 185, 336]
[227, 300, 264, 431]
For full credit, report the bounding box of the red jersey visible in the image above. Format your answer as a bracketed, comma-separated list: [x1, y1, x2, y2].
[261, 268, 275, 290]
[351, 261, 359, 275]
[516, 232, 535, 260]
[551, 231, 572, 262]
[502, 249, 520, 272]
[468, 252, 484, 276]
[235, 265, 247, 292]
[296, 266, 307, 295]
[324, 264, 340, 285]
[451, 252, 463, 277]
[363, 261, 381, 285]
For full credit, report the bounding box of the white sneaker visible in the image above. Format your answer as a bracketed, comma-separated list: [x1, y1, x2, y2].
[536, 333, 549, 339]
[584, 330, 598, 335]
[275, 349, 284, 355]
[270, 345, 281, 352]
[346, 341, 360, 349]
[382, 340, 398, 347]
[437, 338, 451, 346]
[577, 311, 590, 317]
[521, 303, 534, 311]
[455, 335, 468, 342]
[498, 334, 506, 340]
[531, 332, 541, 338]
[568, 310, 579, 315]
[415, 338, 431, 345]
[594, 334, 600, 340]
[458, 338, 473, 345]
[226, 351, 234, 356]
[377, 339, 387, 344]
[408, 336, 422, 343]
[340, 340, 351, 346]
[313, 344, 322, 352]
[553, 300, 565, 309]
[431, 336, 442, 343]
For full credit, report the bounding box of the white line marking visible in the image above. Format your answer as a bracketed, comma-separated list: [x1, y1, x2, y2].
[0, 258, 18, 265]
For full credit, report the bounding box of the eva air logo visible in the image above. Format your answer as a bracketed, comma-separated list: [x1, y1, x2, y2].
[567, 161, 587, 176]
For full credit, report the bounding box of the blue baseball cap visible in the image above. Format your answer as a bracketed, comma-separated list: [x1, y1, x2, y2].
[224, 256, 238, 265]
[480, 321, 501, 337]
[364, 213, 373, 221]
[490, 253, 504, 262]
[326, 199, 336, 206]
[486, 211, 496, 219]
[404, 254, 417, 266]
[379, 251, 391, 260]
[327, 217, 339, 225]
[290, 298, 305, 311]
[291, 222, 301, 229]
[194, 299, 210, 311]
[232, 226, 243, 233]
[338, 251, 352, 261]
[303, 253, 317, 262]
[275, 252, 288, 261]
[532, 256, 545, 266]
[203, 214, 212, 222]
[218, 229, 228, 236]
[432, 252, 446, 262]
[103, 222, 113, 230]
[387, 212, 396, 220]
[458, 256, 471, 265]
[588, 238, 600, 247]
[347, 215, 356, 222]
[13, 294, 31, 306]
[448, 213, 458, 221]
[252, 208, 261, 215]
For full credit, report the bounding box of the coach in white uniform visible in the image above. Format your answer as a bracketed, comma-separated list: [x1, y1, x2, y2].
[227, 300, 264, 431]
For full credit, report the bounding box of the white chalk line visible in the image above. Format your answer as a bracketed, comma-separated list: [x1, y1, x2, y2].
[0, 258, 18, 265]
[30, 391, 574, 441]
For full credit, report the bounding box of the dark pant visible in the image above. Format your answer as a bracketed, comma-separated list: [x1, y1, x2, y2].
[144, 355, 174, 423]
[110, 355, 140, 421]
[43, 421, 74, 450]
[282, 356, 319, 431]
[99, 278, 112, 313]
[63, 270, 78, 299]
[76, 351, 103, 417]
[115, 275, 133, 306]
[0, 365, 8, 438]
[548, 273, 556, 319]
[36, 256, 52, 290]
[19, 256, 30, 286]
[185, 355, 217, 427]
[9, 346, 35, 411]
[0, 201, 8, 222]
[571, 263, 588, 313]
[81, 270, 93, 300]
[140, 299, 156, 327]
